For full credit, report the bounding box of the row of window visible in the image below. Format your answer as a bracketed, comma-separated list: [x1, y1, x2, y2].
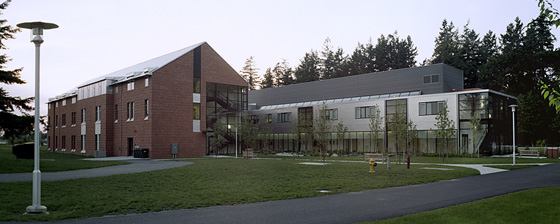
[52, 99, 150, 128]
[49, 134, 88, 153]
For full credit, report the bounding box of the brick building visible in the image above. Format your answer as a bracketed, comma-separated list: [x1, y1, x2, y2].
[47, 42, 248, 159]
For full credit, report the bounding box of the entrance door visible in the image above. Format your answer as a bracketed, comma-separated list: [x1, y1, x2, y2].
[127, 138, 133, 156]
[462, 134, 469, 154]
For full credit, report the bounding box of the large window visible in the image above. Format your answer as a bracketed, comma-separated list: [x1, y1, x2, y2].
[355, 106, 376, 119]
[266, 114, 272, 123]
[81, 108, 86, 124]
[127, 102, 134, 121]
[62, 114, 66, 127]
[95, 106, 101, 122]
[71, 112, 76, 126]
[419, 101, 444, 116]
[144, 99, 149, 119]
[423, 74, 439, 84]
[194, 78, 201, 93]
[277, 112, 291, 123]
[115, 104, 118, 122]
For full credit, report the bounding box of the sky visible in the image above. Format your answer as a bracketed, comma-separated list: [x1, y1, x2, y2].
[3, 0, 560, 117]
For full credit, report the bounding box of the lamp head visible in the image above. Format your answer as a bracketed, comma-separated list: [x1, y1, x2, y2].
[17, 21, 58, 44]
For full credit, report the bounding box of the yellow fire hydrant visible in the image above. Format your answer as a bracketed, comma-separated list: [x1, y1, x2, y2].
[369, 158, 377, 173]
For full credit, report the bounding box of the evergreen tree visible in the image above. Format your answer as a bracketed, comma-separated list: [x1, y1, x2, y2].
[240, 56, 260, 90]
[431, 20, 462, 67]
[320, 37, 347, 79]
[0, 0, 35, 141]
[477, 31, 500, 90]
[458, 22, 482, 88]
[294, 50, 321, 83]
[346, 42, 370, 76]
[260, 67, 275, 89]
[273, 59, 295, 86]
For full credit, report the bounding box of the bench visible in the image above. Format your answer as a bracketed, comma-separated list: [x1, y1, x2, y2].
[243, 149, 257, 159]
[519, 150, 539, 158]
[364, 153, 386, 163]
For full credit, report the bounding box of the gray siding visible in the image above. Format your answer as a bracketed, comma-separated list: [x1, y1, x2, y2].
[249, 64, 463, 107]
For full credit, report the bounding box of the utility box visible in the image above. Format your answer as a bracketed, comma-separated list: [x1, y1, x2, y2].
[547, 147, 558, 159]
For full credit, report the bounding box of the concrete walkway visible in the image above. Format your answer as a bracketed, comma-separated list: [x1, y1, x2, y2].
[34, 162, 560, 224]
[0, 158, 192, 183]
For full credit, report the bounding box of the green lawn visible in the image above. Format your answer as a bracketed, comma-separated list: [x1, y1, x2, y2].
[369, 187, 560, 224]
[484, 164, 540, 170]
[0, 158, 479, 222]
[0, 144, 130, 173]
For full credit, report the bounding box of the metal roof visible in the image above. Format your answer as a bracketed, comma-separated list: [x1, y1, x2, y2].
[77, 42, 205, 88]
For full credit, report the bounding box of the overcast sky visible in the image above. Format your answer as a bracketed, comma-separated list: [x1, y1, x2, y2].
[3, 0, 559, 116]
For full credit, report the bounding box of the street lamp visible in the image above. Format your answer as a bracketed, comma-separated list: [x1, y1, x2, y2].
[17, 21, 58, 214]
[509, 104, 517, 166]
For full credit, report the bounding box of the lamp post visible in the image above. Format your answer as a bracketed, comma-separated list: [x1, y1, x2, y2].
[509, 104, 517, 166]
[17, 21, 58, 214]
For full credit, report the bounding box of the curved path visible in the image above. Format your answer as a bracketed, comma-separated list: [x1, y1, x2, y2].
[0, 159, 193, 183]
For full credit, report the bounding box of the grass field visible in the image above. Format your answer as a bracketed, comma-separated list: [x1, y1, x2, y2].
[0, 144, 130, 173]
[369, 187, 560, 224]
[0, 158, 479, 222]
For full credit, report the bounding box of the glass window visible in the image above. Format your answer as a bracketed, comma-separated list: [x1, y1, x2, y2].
[431, 74, 439, 83]
[193, 103, 200, 120]
[423, 75, 431, 84]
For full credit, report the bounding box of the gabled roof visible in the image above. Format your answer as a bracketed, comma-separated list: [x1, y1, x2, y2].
[77, 42, 205, 87]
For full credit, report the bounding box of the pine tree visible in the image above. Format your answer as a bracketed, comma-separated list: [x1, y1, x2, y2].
[0, 0, 35, 141]
[294, 50, 321, 83]
[273, 59, 295, 86]
[459, 22, 482, 88]
[320, 37, 347, 79]
[240, 56, 260, 90]
[431, 20, 462, 67]
[260, 67, 275, 89]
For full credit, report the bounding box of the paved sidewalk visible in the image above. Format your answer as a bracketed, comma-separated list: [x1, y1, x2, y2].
[0, 158, 192, 183]
[41, 162, 560, 224]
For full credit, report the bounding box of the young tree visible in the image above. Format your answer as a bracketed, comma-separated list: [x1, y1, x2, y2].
[334, 121, 348, 155]
[210, 119, 228, 157]
[470, 110, 483, 158]
[0, 1, 35, 141]
[368, 105, 384, 153]
[240, 56, 260, 90]
[407, 120, 418, 155]
[291, 114, 312, 156]
[314, 102, 332, 161]
[388, 100, 408, 163]
[236, 113, 269, 155]
[433, 100, 456, 162]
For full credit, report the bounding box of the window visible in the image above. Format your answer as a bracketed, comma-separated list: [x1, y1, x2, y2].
[62, 99, 66, 106]
[355, 106, 376, 119]
[81, 108, 86, 124]
[115, 104, 118, 122]
[193, 103, 200, 120]
[266, 114, 272, 123]
[55, 115, 58, 128]
[193, 78, 201, 93]
[250, 115, 259, 123]
[56, 102, 58, 107]
[419, 101, 444, 116]
[326, 108, 338, 120]
[95, 106, 101, 122]
[72, 97, 76, 104]
[144, 99, 149, 119]
[127, 102, 134, 121]
[145, 77, 149, 87]
[115, 86, 119, 94]
[423, 74, 440, 84]
[71, 135, 76, 152]
[127, 81, 135, 91]
[71, 112, 76, 126]
[62, 114, 67, 127]
[277, 112, 291, 123]
[62, 136, 66, 150]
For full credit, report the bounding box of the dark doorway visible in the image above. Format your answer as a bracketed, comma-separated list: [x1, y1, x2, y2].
[127, 138, 133, 156]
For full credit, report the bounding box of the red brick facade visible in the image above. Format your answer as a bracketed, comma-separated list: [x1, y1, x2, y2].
[47, 42, 247, 158]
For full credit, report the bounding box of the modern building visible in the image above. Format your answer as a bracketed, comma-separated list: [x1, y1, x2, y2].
[47, 42, 248, 159]
[47, 43, 517, 159]
[248, 64, 517, 156]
